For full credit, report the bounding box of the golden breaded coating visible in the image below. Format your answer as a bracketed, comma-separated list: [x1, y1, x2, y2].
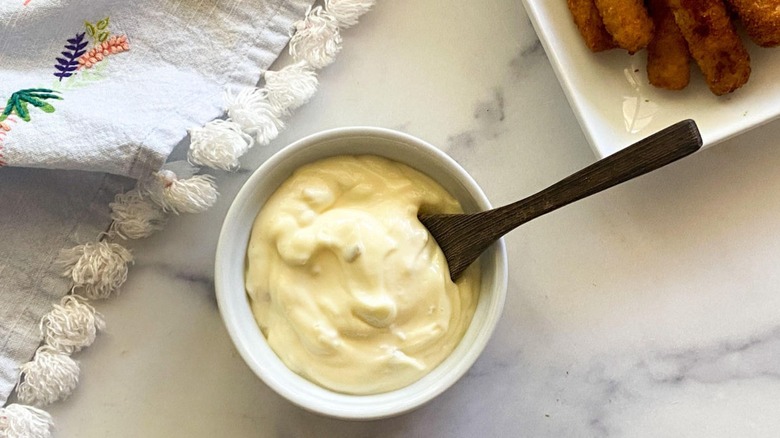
[593, 0, 654, 53]
[646, 0, 691, 90]
[667, 0, 751, 95]
[567, 0, 617, 52]
[724, 0, 780, 47]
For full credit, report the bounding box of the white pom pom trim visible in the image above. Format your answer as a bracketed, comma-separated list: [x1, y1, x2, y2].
[147, 171, 219, 214]
[6, 3, 378, 433]
[264, 62, 319, 116]
[109, 189, 168, 240]
[16, 348, 80, 407]
[325, 0, 375, 28]
[40, 295, 105, 354]
[188, 119, 254, 171]
[58, 241, 134, 300]
[289, 6, 343, 69]
[0, 404, 53, 438]
[225, 88, 284, 145]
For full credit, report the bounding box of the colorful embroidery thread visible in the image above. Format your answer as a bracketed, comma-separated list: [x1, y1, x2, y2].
[4, 18, 129, 121]
[0, 16, 130, 163]
[79, 35, 130, 69]
[53, 17, 130, 77]
[85, 17, 111, 44]
[54, 33, 89, 81]
[0, 89, 62, 122]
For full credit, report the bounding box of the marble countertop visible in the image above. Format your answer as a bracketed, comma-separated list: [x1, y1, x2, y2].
[50, 0, 780, 436]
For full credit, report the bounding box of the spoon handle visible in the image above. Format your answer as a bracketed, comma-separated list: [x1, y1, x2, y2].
[486, 119, 703, 237]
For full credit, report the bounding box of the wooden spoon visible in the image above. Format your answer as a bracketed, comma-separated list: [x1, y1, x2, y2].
[419, 119, 703, 280]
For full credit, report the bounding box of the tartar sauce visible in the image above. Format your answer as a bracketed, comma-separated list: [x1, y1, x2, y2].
[245, 155, 480, 394]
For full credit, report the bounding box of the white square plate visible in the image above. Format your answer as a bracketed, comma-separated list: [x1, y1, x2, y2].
[521, 0, 780, 158]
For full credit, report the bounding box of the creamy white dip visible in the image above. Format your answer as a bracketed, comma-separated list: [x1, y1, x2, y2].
[245, 155, 480, 394]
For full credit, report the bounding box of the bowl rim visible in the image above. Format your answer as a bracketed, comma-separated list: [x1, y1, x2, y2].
[215, 126, 508, 420]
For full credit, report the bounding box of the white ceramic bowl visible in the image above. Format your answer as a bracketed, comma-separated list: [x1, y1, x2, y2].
[215, 127, 508, 420]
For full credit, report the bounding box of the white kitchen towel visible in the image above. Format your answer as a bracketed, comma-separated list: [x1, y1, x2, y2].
[0, 0, 314, 406]
[0, 0, 312, 179]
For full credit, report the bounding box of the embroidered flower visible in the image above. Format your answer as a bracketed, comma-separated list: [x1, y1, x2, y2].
[78, 35, 130, 69]
[0, 16, 130, 142]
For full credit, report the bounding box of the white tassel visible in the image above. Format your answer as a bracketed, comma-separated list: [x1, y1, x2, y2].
[40, 295, 105, 354]
[188, 119, 254, 171]
[16, 348, 79, 407]
[264, 62, 319, 116]
[109, 189, 168, 240]
[58, 241, 134, 300]
[289, 6, 342, 69]
[146, 171, 218, 214]
[0, 404, 53, 438]
[325, 0, 375, 28]
[225, 88, 284, 145]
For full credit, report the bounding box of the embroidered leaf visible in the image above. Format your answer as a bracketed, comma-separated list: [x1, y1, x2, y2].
[86, 17, 110, 43]
[67, 34, 88, 47]
[0, 101, 19, 123]
[54, 32, 88, 81]
[0, 89, 63, 122]
[54, 62, 78, 73]
[40, 103, 56, 114]
[97, 17, 110, 30]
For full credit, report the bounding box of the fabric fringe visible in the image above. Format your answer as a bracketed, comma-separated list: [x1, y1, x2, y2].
[225, 88, 285, 146]
[0, 404, 53, 438]
[145, 171, 219, 214]
[188, 120, 254, 171]
[57, 241, 134, 300]
[40, 295, 104, 355]
[8, 0, 376, 427]
[16, 348, 79, 407]
[325, 0, 375, 28]
[108, 189, 168, 240]
[264, 61, 319, 116]
[290, 6, 343, 69]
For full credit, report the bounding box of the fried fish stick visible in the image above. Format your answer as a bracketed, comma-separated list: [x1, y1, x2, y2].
[724, 0, 780, 47]
[646, 0, 691, 90]
[567, 0, 617, 52]
[667, 0, 751, 95]
[593, 0, 654, 53]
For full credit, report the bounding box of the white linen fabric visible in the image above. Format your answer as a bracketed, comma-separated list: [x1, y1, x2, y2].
[0, 0, 313, 404]
[0, 0, 311, 179]
[0, 169, 131, 404]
